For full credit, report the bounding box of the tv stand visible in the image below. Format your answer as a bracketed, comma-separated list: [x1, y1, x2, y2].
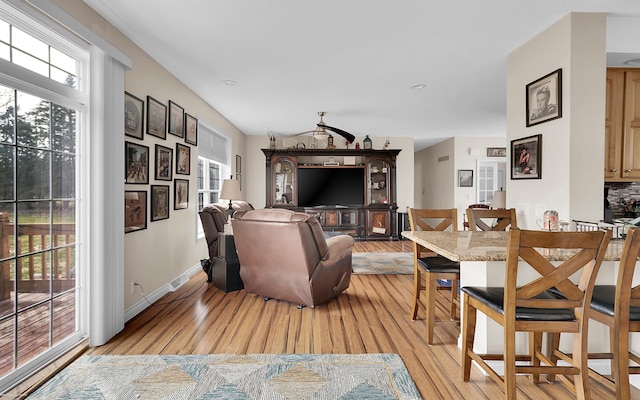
[262, 148, 401, 240]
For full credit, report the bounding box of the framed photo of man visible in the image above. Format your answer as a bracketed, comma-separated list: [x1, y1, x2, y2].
[526, 69, 562, 127]
[511, 134, 542, 180]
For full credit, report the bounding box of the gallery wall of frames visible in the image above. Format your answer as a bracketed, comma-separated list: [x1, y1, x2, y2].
[124, 91, 197, 233]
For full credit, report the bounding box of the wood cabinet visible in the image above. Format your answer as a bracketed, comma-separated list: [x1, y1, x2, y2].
[605, 69, 640, 182]
[262, 148, 400, 240]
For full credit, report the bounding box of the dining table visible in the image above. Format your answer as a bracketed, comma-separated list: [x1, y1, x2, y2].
[401, 230, 628, 362]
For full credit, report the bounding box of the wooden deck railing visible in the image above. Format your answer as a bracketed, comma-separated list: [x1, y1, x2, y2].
[0, 212, 76, 300]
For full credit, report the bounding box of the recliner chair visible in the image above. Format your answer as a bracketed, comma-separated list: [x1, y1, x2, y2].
[199, 201, 253, 262]
[231, 208, 354, 308]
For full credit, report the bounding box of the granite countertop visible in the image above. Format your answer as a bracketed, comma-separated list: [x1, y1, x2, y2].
[401, 231, 626, 262]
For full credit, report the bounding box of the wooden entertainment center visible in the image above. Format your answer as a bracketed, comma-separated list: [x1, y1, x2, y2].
[262, 148, 401, 240]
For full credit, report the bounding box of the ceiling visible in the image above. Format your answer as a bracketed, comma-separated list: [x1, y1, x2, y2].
[82, 0, 640, 151]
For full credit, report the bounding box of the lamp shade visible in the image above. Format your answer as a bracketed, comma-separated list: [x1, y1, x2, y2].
[220, 179, 241, 201]
[491, 190, 506, 209]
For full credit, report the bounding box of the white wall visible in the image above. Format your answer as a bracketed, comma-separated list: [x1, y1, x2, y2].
[506, 13, 606, 229]
[53, 0, 247, 311]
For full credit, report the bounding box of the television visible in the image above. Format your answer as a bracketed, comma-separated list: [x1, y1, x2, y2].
[297, 168, 365, 207]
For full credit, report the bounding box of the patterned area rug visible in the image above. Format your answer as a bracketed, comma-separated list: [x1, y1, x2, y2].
[352, 252, 413, 274]
[27, 353, 421, 400]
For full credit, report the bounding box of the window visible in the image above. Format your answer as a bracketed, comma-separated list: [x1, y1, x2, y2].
[197, 156, 222, 210]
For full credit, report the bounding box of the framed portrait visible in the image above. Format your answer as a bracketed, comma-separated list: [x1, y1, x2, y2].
[125, 141, 149, 184]
[124, 91, 144, 139]
[125, 190, 147, 233]
[487, 147, 506, 157]
[176, 143, 190, 175]
[511, 134, 542, 180]
[458, 170, 473, 187]
[526, 69, 562, 127]
[146, 96, 166, 139]
[174, 179, 189, 210]
[151, 185, 170, 221]
[185, 113, 198, 145]
[155, 144, 173, 181]
[168, 100, 185, 138]
[236, 154, 241, 173]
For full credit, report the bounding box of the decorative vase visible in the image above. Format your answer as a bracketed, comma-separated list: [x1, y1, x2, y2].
[363, 135, 372, 150]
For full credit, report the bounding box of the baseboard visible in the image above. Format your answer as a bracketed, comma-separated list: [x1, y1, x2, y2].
[124, 263, 201, 323]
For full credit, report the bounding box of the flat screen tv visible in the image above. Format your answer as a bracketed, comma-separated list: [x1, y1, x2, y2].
[297, 168, 365, 207]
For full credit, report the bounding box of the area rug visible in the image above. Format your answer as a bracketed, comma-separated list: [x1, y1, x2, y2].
[27, 353, 421, 400]
[351, 252, 413, 274]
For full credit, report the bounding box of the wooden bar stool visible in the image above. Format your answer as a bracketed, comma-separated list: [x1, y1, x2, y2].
[407, 208, 460, 344]
[466, 207, 517, 232]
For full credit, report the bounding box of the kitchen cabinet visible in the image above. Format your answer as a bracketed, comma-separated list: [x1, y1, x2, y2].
[605, 69, 640, 182]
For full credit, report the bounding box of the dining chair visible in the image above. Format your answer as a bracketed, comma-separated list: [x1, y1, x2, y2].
[462, 203, 490, 231]
[466, 207, 517, 231]
[461, 228, 611, 400]
[407, 208, 460, 344]
[549, 227, 640, 400]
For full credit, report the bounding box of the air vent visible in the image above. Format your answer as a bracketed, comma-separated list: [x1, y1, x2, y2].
[438, 155, 449, 162]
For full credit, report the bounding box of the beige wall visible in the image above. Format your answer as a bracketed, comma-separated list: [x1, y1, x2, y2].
[52, 0, 247, 310]
[506, 13, 606, 229]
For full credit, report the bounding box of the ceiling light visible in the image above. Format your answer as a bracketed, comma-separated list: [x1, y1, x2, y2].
[222, 80, 238, 86]
[411, 83, 426, 90]
[623, 58, 640, 66]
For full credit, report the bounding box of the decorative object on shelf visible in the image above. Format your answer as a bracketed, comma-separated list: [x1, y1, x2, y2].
[487, 147, 507, 157]
[124, 91, 144, 140]
[268, 132, 276, 149]
[174, 179, 189, 210]
[154, 144, 173, 181]
[168, 100, 184, 138]
[526, 68, 562, 127]
[150, 185, 170, 221]
[327, 134, 335, 149]
[220, 176, 242, 219]
[184, 113, 198, 145]
[125, 141, 149, 184]
[383, 136, 390, 150]
[175, 143, 190, 175]
[125, 190, 147, 233]
[146, 95, 166, 139]
[458, 169, 473, 187]
[363, 135, 372, 150]
[511, 134, 542, 179]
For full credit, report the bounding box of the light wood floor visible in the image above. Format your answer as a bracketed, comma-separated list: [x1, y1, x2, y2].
[15, 240, 630, 399]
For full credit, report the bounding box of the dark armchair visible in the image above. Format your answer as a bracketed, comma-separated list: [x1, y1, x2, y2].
[231, 208, 354, 308]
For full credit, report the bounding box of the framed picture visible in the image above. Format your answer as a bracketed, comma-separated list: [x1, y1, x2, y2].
[151, 185, 170, 221]
[168, 100, 185, 138]
[236, 173, 242, 191]
[526, 69, 562, 127]
[185, 113, 198, 145]
[174, 179, 189, 210]
[146, 96, 166, 139]
[487, 147, 506, 157]
[155, 144, 173, 181]
[125, 141, 149, 184]
[176, 143, 190, 175]
[458, 170, 473, 187]
[236, 155, 242, 173]
[125, 190, 147, 233]
[124, 91, 144, 139]
[511, 134, 542, 179]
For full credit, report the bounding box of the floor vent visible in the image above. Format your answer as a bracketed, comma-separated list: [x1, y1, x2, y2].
[169, 276, 186, 292]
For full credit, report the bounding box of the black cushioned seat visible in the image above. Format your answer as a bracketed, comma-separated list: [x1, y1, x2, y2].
[461, 286, 576, 321]
[591, 285, 640, 320]
[417, 255, 460, 274]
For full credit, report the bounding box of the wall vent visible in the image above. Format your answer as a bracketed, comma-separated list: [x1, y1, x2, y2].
[438, 155, 449, 162]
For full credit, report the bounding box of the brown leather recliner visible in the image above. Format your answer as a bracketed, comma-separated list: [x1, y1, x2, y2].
[231, 208, 354, 308]
[199, 201, 254, 262]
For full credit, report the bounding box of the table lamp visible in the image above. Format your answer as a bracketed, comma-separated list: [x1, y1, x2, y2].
[220, 176, 241, 219]
[491, 190, 506, 210]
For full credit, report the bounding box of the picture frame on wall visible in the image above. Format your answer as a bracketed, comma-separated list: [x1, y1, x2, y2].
[236, 155, 241, 173]
[168, 100, 185, 138]
[185, 113, 198, 145]
[458, 170, 473, 187]
[487, 147, 507, 157]
[151, 185, 170, 221]
[174, 179, 189, 210]
[155, 144, 173, 181]
[526, 68, 562, 127]
[124, 91, 144, 139]
[511, 134, 542, 180]
[176, 143, 190, 175]
[146, 96, 167, 139]
[125, 190, 147, 233]
[125, 141, 149, 184]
